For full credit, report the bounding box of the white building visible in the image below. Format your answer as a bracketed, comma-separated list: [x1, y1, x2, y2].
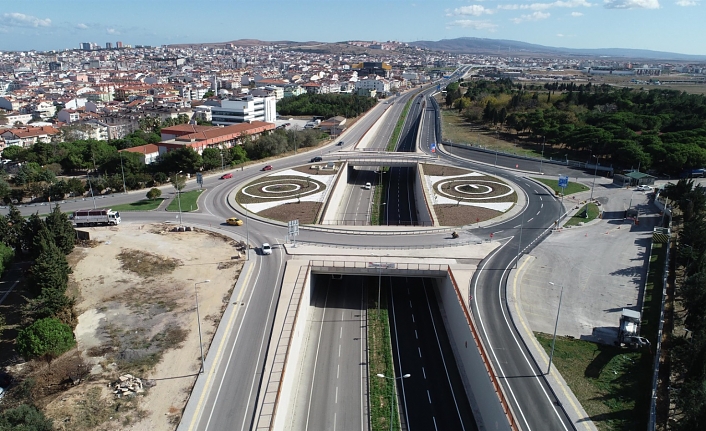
[354, 76, 390, 95]
[206, 96, 276, 125]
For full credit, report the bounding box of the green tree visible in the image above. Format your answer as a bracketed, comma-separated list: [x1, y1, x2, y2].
[159, 147, 202, 174]
[229, 145, 248, 165]
[0, 204, 24, 253]
[1, 145, 28, 161]
[44, 205, 75, 255]
[0, 404, 54, 431]
[0, 177, 10, 203]
[28, 236, 71, 296]
[66, 178, 85, 197]
[16, 317, 75, 363]
[201, 147, 223, 170]
[203, 90, 215, 98]
[146, 188, 162, 200]
[0, 241, 14, 277]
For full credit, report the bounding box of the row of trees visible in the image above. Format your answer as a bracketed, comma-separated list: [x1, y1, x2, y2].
[662, 179, 706, 429]
[0, 205, 78, 428]
[444, 79, 706, 175]
[0, 127, 324, 204]
[277, 93, 377, 118]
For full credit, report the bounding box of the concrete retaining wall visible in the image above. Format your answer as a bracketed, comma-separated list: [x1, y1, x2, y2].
[414, 164, 434, 226]
[272, 267, 313, 431]
[357, 104, 393, 149]
[437, 270, 514, 431]
[319, 162, 350, 223]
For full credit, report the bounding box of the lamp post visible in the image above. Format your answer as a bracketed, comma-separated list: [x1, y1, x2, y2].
[176, 171, 183, 225]
[119, 151, 127, 194]
[589, 154, 599, 202]
[540, 136, 545, 174]
[376, 373, 411, 431]
[87, 173, 97, 209]
[194, 279, 210, 373]
[547, 282, 564, 375]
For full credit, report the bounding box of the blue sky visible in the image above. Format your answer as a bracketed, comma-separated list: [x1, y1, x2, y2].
[0, 0, 703, 55]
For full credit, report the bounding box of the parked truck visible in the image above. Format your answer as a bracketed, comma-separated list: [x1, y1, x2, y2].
[617, 308, 650, 348]
[71, 208, 121, 227]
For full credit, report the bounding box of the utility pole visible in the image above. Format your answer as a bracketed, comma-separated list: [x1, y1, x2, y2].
[119, 151, 127, 194]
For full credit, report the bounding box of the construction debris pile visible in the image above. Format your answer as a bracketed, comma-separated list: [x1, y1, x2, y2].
[110, 374, 155, 398]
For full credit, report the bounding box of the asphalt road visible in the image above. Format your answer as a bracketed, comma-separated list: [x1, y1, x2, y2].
[301, 275, 367, 431]
[389, 277, 477, 431]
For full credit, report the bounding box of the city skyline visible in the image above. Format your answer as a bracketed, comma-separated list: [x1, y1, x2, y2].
[0, 0, 703, 56]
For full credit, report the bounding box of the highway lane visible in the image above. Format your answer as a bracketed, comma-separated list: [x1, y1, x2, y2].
[389, 277, 477, 431]
[302, 275, 367, 431]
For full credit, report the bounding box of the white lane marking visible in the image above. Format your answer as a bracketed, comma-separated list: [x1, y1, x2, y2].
[337, 364, 340, 379]
[415, 330, 418, 339]
[541, 203, 544, 209]
[340, 327, 342, 339]
[433, 417, 439, 431]
[203, 252, 264, 430]
[412, 314, 415, 323]
[513, 225, 521, 229]
[304, 287, 331, 431]
[528, 217, 534, 223]
[536, 211, 540, 216]
[334, 412, 337, 431]
[418, 347, 422, 358]
[339, 344, 341, 357]
[410, 300, 413, 308]
[336, 386, 338, 403]
[427, 390, 432, 404]
[423, 367, 426, 379]
[422, 283, 466, 431]
[540, 196, 543, 201]
[341, 311, 344, 321]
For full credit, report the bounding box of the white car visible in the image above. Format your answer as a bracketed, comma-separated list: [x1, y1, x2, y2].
[262, 243, 272, 255]
[364, 182, 372, 190]
[636, 185, 653, 191]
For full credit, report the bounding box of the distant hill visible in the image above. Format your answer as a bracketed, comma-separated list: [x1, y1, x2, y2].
[410, 37, 706, 62]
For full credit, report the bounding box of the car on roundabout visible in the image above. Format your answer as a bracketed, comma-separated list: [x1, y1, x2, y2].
[226, 217, 243, 226]
[310, 156, 323, 163]
[262, 243, 272, 255]
[262, 165, 273, 171]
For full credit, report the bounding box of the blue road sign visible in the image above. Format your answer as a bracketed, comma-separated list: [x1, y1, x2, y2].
[558, 175, 569, 188]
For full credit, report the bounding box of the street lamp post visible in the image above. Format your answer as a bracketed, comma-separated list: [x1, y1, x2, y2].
[589, 155, 599, 202]
[547, 282, 564, 374]
[87, 173, 97, 209]
[194, 280, 210, 373]
[540, 136, 545, 174]
[376, 373, 411, 431]
[176, 171, 183, 225]
[119, 151, 127, 194]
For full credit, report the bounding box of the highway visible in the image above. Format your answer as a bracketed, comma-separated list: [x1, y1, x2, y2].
[389, 277, 477, 431]
[4, 67, 589, 431]
[296, 275, 367, 431]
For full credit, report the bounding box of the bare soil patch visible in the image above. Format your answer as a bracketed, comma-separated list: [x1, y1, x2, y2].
[421, 163, 470, 177]
[434, 204, 502, 227]
[258, 201, 322, 224]
[4, 223, 244, 431]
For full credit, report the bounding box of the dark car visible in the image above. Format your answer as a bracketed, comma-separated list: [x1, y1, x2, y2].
[310, 156, 323, 163]
[262, 165, 273, 171]
[337, 141, 344, 146]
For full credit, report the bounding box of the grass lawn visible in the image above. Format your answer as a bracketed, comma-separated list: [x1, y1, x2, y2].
[166, 190, 203, 212]
[535, 333, 650, 431]
[534, 178, 589, 196]
[111, 199, 164, 212]
[387, 97, 413, 151]
[564, 203, 600, 227]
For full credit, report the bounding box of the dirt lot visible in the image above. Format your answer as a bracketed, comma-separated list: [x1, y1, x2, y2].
[9, 223, 244, 430]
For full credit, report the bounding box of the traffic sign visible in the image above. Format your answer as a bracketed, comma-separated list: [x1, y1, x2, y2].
[431, 143, 436, 153]
[558, 175, 569, 188]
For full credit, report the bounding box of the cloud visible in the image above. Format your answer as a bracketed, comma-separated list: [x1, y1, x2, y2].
[572, 11, 584, 15]
[603, 0, 660, 8]
[499, 0, 592, 10]
[0, 12, 51, 28]
[452, 5, 495, 16]
[511, 11, 551, 23]
[106, 27, 119, 35]
[557, 33, 565, 36]
[76, 23, 89, 30]
[675, 0, 698, 5]
[447, 19, 499, 31]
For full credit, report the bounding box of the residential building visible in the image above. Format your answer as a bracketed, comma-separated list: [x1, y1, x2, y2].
[0, 126, 60, 149]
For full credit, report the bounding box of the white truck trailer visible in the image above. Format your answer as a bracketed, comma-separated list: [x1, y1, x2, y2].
[72, 208, 121, 226]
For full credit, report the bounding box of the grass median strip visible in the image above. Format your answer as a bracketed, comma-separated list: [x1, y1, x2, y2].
[368, 280, 398, 431]
[111, 199, 165, 212]
[387, 97, 415, 151]
[563, 202, 600, 227]
[166, 189, 203, 212]
[533, 178, 589, 196]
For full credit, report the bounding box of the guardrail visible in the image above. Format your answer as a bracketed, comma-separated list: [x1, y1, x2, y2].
[447, 267, 519, 431]
[297, 238, 487, 250]
[319, 220, 435, 227]
[648, 235, 671, 431]
[309, 260, 449, 273]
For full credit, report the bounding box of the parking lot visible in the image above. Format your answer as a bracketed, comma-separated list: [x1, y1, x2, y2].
[514, 177, 661, 344]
